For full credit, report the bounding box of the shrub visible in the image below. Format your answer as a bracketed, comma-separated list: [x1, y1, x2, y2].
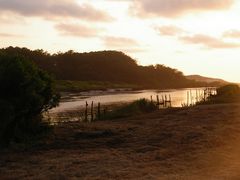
[0, 100, 14, 146]
[217, 84, 240, 97]
[102, 99, 158, 120]
[0, 53, 60, 147]
[204, 84, 240, 104]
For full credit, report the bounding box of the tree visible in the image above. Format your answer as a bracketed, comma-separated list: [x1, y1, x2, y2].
[0, 46, 221, 89]
[217, 84, 240, 97]
[0, 52, 60, 146]
[204, 84, 240, 104]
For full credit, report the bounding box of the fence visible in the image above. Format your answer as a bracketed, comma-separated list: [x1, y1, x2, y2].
[82, 94, 173, 122]
[181, 88, 217, 107]
[49, 88, 217, 123]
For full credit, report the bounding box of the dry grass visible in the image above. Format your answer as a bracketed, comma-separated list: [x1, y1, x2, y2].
[1, 103, 240, 179]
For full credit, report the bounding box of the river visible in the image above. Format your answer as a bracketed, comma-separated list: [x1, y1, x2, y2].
[51, 88, 211, 112]
[48, 88, 214, 123]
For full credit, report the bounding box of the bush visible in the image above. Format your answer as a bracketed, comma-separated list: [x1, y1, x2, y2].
[0, 100, 14, 146]
[0, 53, 60, 147]
[205, 84, 240, 104]
[217, 84, 240, 97]
[102, 99, 158, 120]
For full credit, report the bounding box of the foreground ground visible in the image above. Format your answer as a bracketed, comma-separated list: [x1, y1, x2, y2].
[1, 103, 240, 179]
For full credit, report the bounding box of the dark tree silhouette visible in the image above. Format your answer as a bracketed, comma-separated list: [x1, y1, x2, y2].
[0, 47, 220, 90]
[0, 52, 59, 146]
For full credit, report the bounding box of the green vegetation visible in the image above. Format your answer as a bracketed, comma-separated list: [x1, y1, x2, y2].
[0, 53, 60, 147]
[56, 80, 141, 92]
[217, 84, 240, 96]
[0, 47, 222, 91]
[102, 99, 158, 120]
[211, 84, 240, 103]
[201, 84, 240, 104]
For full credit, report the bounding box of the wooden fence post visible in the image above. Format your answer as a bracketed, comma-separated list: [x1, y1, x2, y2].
[97, 102, 101, 120]
[103, 108, 107, 118]
[85, 101, 88, 121]
[165, 95, 167, 107]
[203, 89, 206, 102]
[91, 101, 94, 121]
[161, 95, 164, 107]
[156, 95, 160, 106]
[190, 90, 193, 105]
[169, 94, 172, 107]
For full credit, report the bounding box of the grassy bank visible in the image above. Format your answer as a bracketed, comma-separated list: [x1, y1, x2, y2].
[56, 80, 219, 92]
[198, 84, 240, 105]
[1, 103, 240, 179]
[49, 99, 159, 123]
[56, 80, 141, 92]
[101, 99, 159, 120]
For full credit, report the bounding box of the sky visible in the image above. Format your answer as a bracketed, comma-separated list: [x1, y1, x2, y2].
[0, 0, 240, 82]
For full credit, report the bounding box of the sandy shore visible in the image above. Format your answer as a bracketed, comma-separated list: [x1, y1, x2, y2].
[1, 103, 240, 179]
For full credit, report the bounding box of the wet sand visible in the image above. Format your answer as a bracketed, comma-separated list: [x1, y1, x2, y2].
[1, 103, 240, 179]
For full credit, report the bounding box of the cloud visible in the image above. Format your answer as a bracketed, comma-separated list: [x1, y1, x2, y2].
[0, 14, 26, 24]
[155, 25, 186, 36]
[0, 0, 112, 21]
[223, 30, 240, 38]
[102, 36, 144, 53]
[0, 32, 24, 38]
[55, 23, 103, 38]
[180, 34, 240, 49]
[103, 36, 139, 48]
[118, 48, 145, 53]
[130, 0, 234, 18]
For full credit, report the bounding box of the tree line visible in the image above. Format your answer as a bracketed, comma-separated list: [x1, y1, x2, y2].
[0, 47, 221, 89]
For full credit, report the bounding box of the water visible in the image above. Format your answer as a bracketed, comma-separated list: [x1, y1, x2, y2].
[51, 88, 208, 113]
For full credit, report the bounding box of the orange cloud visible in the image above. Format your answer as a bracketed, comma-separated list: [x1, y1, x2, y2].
[55, 23, 103, 38]
[156, 25, 186, 36]
[180, 34, 240, 49]
[102, 36, 144, 53]
[0, 33, 24, 38]
[223, 30, 240, 38]
[130, 0, 234, 18]
[0, 0, 112, 21]
[103, 36, 139, 48]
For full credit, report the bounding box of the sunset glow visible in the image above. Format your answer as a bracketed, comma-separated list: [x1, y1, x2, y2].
[1, 0, 240, 82]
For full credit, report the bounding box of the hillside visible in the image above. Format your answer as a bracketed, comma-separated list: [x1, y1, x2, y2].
[186, 75, 228, 85]
[0, 47, 221, 90]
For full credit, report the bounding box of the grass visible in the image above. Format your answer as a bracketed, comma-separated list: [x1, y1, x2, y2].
[56, 80, 141, 92]
[1, 103, 240, 179]
[0, 115, 53, 149]
[205, 95, 240, 104]
[7, 122, 53, 150]
[101, 99, 159, 120]
[198, 84, 240, 105]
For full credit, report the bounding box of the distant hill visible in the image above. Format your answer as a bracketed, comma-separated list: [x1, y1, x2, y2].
[186, 75, 228, 85]
[0, 47, 223, 90]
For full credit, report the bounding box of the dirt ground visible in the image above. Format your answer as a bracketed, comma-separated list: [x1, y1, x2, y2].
[1, 103, 240, 179]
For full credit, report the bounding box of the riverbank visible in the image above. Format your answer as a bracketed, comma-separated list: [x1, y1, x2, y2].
[56, 80, 142, 92]
[56, 80, 217, 93]
[1, 103, 240, 179]
[51, 88, 209, 116]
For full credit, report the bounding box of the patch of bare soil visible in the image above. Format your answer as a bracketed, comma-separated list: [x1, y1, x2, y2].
[1, 103, 240, 179]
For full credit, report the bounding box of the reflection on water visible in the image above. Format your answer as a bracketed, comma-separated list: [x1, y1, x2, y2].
[51, 88, 207, 113]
